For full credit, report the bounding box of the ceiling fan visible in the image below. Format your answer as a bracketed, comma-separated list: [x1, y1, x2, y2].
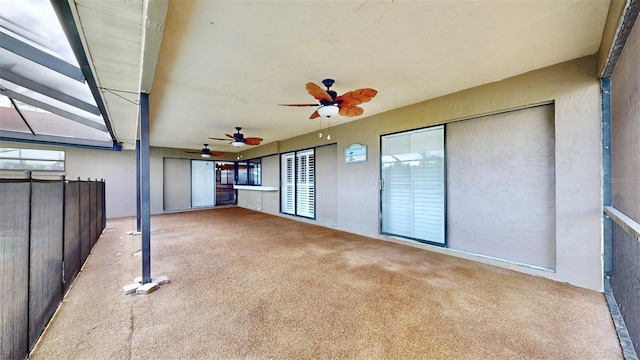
[184, 144, 224, 158]
[279, 79, 378, 119]
[209, 127, 263, 147]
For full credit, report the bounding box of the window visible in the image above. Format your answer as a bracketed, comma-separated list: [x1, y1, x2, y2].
[380, 126, 445, 245]
[281, 149, 315, 218]
[235, 158, 261, 185]
[248, 158, 261, 185]
[0, 147, 65, 171]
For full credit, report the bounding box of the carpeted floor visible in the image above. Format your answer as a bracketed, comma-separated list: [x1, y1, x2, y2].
[30, 207, 622, 359]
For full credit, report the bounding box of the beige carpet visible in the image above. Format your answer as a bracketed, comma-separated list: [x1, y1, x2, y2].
[30, 207, 622, 359]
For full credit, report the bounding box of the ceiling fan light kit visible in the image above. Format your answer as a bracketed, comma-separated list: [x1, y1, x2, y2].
[317, 105, 339, 118]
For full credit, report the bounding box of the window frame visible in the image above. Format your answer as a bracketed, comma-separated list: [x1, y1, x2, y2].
[0, 147, 66, 172]
[234, 158, 261, 186]
[379, 125, 447, 246]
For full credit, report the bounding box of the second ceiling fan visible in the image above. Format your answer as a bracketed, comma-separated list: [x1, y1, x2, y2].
[209, 127, 263, 148]
[279, 79, 378, 119]
[184, 144, 224, 158]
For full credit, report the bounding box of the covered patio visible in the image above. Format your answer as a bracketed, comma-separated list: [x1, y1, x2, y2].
[30, 207, 621, 359]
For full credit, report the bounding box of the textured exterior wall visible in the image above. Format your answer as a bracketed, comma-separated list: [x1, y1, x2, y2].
[260, 154, 280, 215]
[163, 158, 191, 211]
[315, 145, 338, 227]
[446, 105, 556, 269]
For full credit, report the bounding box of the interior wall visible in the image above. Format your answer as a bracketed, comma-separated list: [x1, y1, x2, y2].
[240, 56, 603, 290]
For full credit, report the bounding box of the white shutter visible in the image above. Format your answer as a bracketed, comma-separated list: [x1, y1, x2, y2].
[281, 149, 315, 218]
[296, 149, 315, 218]
[381, 126, 445, 244]
[280, 153, 295, 214]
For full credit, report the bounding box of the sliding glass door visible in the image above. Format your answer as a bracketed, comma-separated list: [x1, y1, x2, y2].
[381, 126, 445, 245]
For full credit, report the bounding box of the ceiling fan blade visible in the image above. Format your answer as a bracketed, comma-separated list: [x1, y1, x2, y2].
[244, 137, 262, 146]
[336, 88, 378, 106]
[306, 82, 333, 102]
[184, 151, 200, 154]
[278, 103, 319, 107]
[211, 151, 225, 157]
[208, 137, 228, 141]
[338, 105, 364, 117]
[309, 110, 320, 119]
[225, 134, 235, 140]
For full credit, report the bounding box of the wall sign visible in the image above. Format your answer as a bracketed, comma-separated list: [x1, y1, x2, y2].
[345, 143, 367, 163]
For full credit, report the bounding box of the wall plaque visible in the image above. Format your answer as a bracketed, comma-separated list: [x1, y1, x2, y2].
[345, 143, 367, 163]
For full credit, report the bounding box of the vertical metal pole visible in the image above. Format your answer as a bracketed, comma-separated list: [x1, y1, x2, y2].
[25, 170, 32, 352]
[101, 179, 106, 232]
[60, 175, 66, 289]
[77, 177, 81, 268]
[140, 92, 151, 284]
[601, 77, 613, 290]
[136, 139, 141, 232]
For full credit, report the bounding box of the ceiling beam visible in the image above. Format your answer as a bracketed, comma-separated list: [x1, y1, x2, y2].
[0, 130, 115, 149]
[140, 0, 170, 94]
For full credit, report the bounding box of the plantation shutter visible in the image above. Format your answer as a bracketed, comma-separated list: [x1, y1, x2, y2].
[381, 125, 445, 244]
[281, 153, 295, 214]
[296, 149, 315, 218]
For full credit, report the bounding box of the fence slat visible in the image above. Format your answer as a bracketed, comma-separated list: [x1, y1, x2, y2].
[64, 182, 81, 291]
[79, 182, 91, 265]
[90, 181, 97, 246]
[0, 182, 31, 360]
[29, 181, 64, 350]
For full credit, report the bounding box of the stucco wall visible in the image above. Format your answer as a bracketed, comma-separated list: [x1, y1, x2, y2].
[315, 144, 337, 227]
[240, 56, 604, 290]
[446, 105, 556, 270]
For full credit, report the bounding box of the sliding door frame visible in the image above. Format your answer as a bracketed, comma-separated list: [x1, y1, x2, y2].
[379, 125, 447, 247]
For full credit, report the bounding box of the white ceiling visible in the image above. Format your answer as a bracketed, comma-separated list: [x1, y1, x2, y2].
[72, 0, 611, 152]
